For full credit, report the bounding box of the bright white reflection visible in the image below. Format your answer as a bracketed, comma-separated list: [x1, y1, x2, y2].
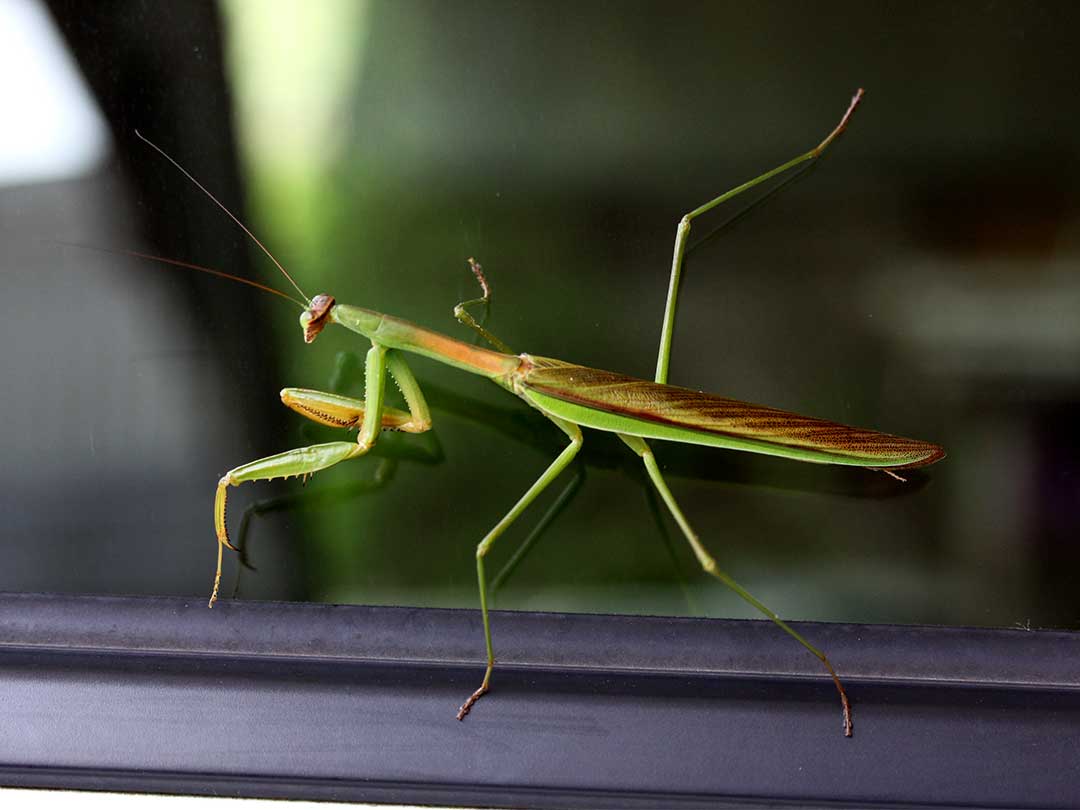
[0, 0, 110, 186]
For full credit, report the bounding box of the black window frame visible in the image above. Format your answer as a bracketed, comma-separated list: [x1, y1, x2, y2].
[1, 592, 1077, 808]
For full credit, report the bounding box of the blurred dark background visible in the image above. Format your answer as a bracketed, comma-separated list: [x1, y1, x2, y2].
[2, 0, 1078, 632]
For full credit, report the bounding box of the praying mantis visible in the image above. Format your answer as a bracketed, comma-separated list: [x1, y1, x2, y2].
[138, 88, 943, 737]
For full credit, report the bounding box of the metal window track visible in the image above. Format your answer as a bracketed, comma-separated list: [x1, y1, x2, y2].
[0, 593, 1077, 808]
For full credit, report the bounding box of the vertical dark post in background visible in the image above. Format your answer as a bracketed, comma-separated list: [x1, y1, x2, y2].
[21, 0, 305, 598]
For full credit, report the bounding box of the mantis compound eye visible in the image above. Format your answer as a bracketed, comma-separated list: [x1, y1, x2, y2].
[301, 294, 335, 343]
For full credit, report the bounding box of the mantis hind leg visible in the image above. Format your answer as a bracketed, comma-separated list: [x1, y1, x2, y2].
[653, 90, 864, 385]
[457, 416, 583, 720]
[618, 433, 854, 737]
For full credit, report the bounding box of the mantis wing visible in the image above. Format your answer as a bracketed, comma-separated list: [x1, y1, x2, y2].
[518, 355, 944, 470]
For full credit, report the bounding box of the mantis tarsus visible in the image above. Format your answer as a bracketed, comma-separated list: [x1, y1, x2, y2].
[136, 88, 944, 737]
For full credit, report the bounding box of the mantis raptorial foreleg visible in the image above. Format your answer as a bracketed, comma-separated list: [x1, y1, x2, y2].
[457, 415, 583, 720]
[617, 433, 854, 736]
[287, 349, 434, 438]
[210, 345, 433, 606]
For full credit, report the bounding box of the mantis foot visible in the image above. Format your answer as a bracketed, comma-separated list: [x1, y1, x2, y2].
[456, 683, 489, 720]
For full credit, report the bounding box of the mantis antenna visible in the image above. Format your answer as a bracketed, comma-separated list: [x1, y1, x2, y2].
[134, 130, 311, 306]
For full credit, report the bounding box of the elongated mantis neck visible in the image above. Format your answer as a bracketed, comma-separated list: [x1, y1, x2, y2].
[328, 303, 521, 380]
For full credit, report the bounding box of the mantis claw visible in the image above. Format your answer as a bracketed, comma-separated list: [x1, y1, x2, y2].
[209, 539, 224, 608]
[211, 478, 240, 607]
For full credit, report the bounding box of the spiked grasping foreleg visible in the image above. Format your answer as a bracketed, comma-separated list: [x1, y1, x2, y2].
[213, 441, 370, 605]
[211, 345, 434, 606]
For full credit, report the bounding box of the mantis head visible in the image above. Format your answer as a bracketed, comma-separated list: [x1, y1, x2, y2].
[300, 294, 335, 343]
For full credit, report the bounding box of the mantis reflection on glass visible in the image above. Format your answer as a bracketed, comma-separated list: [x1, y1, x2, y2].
[138, 88, 944, 737]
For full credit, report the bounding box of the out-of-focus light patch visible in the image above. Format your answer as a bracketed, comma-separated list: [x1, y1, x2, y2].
[218, 0, 368, 264]
[220, 0, 367, 173]
[0, 0, 110, 186]
[866, 258, 1080, 379]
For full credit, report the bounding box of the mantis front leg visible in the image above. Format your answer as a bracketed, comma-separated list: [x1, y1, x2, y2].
[210, 345, 432, 606]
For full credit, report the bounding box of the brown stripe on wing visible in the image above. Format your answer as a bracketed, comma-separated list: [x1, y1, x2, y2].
[521, 355, 944, 468]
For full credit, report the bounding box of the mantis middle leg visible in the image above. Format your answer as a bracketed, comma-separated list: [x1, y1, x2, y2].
[457, 415, 583, 720]
[210, 346, 432, 606]
[452, 257, 514, 354]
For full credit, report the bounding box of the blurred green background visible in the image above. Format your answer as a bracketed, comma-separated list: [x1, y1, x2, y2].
[3, 0, 1078, 631]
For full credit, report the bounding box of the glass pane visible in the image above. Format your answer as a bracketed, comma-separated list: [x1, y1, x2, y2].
[3, 0, 1078, 636]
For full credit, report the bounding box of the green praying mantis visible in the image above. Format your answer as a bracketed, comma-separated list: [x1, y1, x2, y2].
[135, 88, 943, 737]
